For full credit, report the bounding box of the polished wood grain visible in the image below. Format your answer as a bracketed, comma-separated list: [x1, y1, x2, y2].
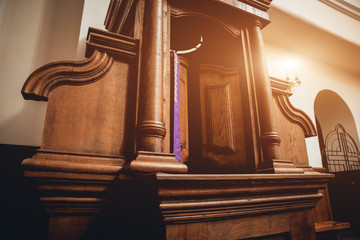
[270, 77, 316, 138]
[20, 0, 334, 239]
[157, 172, 330, 239]
[272, 96, 309, 166]
[199, 65, 248, 172]
[289, 210, 316, 240]
[136, 0, 166, 152]
[247, 19, 281, 168]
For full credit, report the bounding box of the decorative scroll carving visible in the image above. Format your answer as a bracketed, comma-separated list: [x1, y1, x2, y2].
[270, 77, 317, 137]
[205, 84, 236, 153]
[22, 50, 113, 101]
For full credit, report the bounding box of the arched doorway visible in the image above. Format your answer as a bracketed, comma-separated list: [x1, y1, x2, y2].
[314, 90, 360, 172]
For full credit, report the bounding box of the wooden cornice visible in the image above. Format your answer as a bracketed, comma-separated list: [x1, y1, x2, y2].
[170, 6, 241, 37]
[22, 50, 113, 101]
[214, 0, 271, 20]
[155, 173, 332, 223]
[238, 0, 272, 11]
[270, 77, 317, 138]
[86, 27, 138, 58]
[270, 76, 292, 96]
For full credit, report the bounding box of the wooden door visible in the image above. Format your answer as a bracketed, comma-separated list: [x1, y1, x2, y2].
[199, 64, 248, 172]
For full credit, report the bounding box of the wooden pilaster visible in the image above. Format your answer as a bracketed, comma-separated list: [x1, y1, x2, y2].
[129, 0, 187, 173]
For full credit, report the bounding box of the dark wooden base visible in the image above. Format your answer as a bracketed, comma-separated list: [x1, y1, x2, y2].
[22, 167, 333, 239]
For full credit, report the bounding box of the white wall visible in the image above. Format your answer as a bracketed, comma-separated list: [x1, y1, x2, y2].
[75, 0, 110, 60]
[264, 41, 360, 167]
[0, 0, 84, 146]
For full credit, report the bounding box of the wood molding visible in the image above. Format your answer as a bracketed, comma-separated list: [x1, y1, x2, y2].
[22, 150, 124, 175]
[156, 173, 333, 223]
[104, 0, 136, 34]
[129, 151, 188, 173]
[170, 6, 241, 37]
[86, 27, 138, 58]
[205, 84, 236, 153]
[21, 50, 113, 101]
[214, 0, 271, 21]
[270, 77, 317, 138]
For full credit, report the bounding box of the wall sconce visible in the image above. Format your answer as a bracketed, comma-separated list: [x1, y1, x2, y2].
[284, 59, 301, 92]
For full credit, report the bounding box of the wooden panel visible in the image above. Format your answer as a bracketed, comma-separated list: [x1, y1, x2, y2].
[42, 59, 137, 157]
[272, 96, 309, 166]
[312, 186, 333, 223]
[199, 65, 247, 172]
[205, 84, 235, 152]
[166, 213, 290, 240]
[48, 216, 96, 240]
[166, 222, 209, 240]
[290, 210, 316, 240]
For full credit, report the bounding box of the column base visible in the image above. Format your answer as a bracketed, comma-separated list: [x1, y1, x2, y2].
[128, 151, 188, 173]
[257, 159, 305, 174]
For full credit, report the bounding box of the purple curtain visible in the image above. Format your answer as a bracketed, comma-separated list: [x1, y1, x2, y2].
[173, 53, 181, 163]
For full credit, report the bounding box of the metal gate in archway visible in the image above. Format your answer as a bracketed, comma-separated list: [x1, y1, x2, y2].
[322, 124, 360, 172]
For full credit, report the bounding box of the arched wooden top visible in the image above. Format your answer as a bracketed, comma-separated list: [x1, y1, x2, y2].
[199, 64, 240, 75]
[170, 8, 241, 37]
[21, 50, 113, 101]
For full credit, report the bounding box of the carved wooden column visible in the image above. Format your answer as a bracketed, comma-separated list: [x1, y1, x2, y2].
[247, 19, 302, 173]
[130, 0, 187, 173]
[136, 0, 165, 152]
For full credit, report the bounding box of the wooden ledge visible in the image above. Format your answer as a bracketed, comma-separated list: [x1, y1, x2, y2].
[315, 221, 351, 233]
[156, 172, 334, 181]
[152, 172, 333, 223]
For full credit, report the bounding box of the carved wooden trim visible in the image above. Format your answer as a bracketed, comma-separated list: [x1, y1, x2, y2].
[200, 64, 240, 75]
[270, 77, 317, 137]
[214, 0, 271, 20]
[22, 50, 114, 101]
[270, 76, 292, 95]
[104, 0, 136, 33]
[170, 7, 241, 37]
[86, 27, 138, 58]
[156, 172, 332, 223]
[238, 0, 272, 11]
[129, 151, 188, 173]
[205, 84, 236, 153]
[274, 95, 317, 138]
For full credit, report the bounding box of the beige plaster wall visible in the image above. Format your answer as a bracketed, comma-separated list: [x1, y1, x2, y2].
[0, 0, 84, 146]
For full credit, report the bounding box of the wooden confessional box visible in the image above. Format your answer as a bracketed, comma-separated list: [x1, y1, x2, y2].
[21, 0, 336, 239]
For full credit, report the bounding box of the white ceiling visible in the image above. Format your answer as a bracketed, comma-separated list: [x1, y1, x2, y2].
[262, 4, 360, 76]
